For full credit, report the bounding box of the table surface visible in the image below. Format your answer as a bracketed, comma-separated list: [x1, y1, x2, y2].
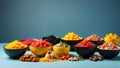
[0, 43, 120, 68]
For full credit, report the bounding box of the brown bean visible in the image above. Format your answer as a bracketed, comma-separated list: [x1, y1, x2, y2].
[32, 58, 36, 62]
[97, 56, 102, 60]
[19, 54, 39, 62]
[89, 57, 93, 60]
[89, 56, 103, 61]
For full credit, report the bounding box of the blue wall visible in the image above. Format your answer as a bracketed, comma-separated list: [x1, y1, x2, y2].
[0, 0, 120, 42]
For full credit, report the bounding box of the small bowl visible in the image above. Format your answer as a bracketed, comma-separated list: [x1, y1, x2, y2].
[97, 48, 120, 59]
[61, 39, 83, 51]
[29, 46, 52, 57]
[53, 46, 70, 56]
[42, 35, 60, 45]
[74, 45, 96, 58]
[3, 45, 27, 59]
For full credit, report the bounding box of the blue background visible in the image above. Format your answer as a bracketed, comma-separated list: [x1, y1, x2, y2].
[0, 0, 120, 42]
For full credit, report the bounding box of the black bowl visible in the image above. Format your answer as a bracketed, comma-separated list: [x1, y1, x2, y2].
[61, 39, 83, 51]
[42, 35, 60, 45]
[97, 48, 120, 59]
[89, 40, 104, 46]
[3, 45, 27, 59]
[74, 45, 96, 58]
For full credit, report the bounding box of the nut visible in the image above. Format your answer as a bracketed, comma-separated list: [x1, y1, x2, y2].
[68, 57, 79, 61]
[19, 54, 39, 62]
[89, 56, 103, 61]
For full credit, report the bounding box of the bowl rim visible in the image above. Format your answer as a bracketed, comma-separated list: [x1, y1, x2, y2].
[97, 47, 120, 51]
[75, 44, 96, 48]
[29, 45, 52, 48]
[3, 45, 27, 50]
[84, 38, 103, 41]
[53, 45, 70, 48]
[88, 40, 104, 42]
[61, 39, 84, 41]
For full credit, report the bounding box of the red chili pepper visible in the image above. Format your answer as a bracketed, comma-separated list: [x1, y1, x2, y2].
[60, 54, 71, 60]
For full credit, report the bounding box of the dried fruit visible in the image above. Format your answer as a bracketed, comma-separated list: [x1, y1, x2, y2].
[19, 54, 39, 62]
[97, 42, 120, 50]
[85, 34, 102, 41]
[76, 40, 94, 47]
[39, 57, 53, 62]
[62, 32, 83, 40]
[68, 57, 79, 61]
[54, 42, 70, 48]
[60, 54, 71, 60]
[104, 33, 120, 45]
[45, 51, 59, 59]
[20, 38, 39, 50]
[31, 40, 52, 47]
[89, 56, 103, 61]
[5, 40, 27, 49]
